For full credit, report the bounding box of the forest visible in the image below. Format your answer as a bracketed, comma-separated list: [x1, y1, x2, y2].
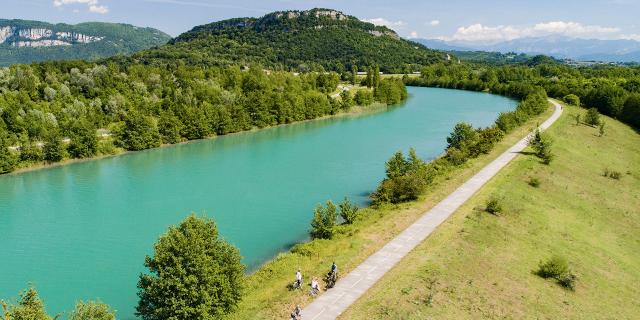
[0, 60, 406, 174]
[406, 61, 640, 129]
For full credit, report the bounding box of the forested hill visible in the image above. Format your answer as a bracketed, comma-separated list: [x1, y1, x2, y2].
[132, 8, 445, 73]
[0, 19, 171, 66]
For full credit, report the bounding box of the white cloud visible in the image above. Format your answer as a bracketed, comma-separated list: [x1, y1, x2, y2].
[429, 20, 440, 26]
[364, 18, 406, 29]
[89, 4, 108, 13]
[53, 0, 109, 14]
[444, 21, 623, 42]
[409, 31, 419, 38]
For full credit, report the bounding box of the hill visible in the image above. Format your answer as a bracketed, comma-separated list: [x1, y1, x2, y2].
[132, 8, 445, 73]
[341, 103, 640, 319]
[0, 19, 171, 66]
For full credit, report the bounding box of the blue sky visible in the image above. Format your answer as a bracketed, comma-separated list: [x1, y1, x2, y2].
[5, 0, 640, 42]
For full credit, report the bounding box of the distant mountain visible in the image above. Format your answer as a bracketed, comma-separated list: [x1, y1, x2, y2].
[134, 8, 445, 72]
[413, 38, 471, 51]
[421, 36, 640, 63]
[0, 19, 171, 66]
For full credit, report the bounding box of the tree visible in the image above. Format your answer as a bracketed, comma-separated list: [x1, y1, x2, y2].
[67, 120, 98, 159]
[338, 197, 359, 224]
[43, 134, 65, 163]
[0, 132, 18, 174]
[385, 151, 409, 179]
[350, 65, 358, 85]
[446, 122, 478, 153]
[621, 94, 640, 128]
[69, 300, 116, 320]
[563, 94, 580, 106]
[1, 287, 52, 320]
[529, 129, 554, 164]
[599, 121, 605, 137]
[584, 108, 600, 126]
[118, 111, 162, 151]
[310, 201, 338, 239]
[137, 214, 244, 320]
[373, 65, 380, 89]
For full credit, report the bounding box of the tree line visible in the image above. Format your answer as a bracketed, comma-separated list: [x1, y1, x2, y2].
[0, 61, 407, 174]
[406, 62, 640, 129]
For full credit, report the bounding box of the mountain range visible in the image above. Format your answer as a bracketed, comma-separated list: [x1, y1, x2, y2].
[416, 36, 640, 63]
[0, 19, 171, 66]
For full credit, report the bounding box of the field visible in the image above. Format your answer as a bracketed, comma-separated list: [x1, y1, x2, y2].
[341, 104, 640, 319]
[223, 102, 555, 319]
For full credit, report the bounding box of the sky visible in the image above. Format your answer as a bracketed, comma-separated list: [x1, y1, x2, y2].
[4, 0, 640, 42]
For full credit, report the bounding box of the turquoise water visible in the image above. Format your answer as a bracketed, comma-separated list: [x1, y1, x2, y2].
[0, 87, 515, 318]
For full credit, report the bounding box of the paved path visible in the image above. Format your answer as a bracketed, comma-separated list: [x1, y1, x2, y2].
[302, 100, 563, 320]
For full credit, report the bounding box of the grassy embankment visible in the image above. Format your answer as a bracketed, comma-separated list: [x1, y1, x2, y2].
[341, 103, 640, 319]
[223, 101, 555, 319]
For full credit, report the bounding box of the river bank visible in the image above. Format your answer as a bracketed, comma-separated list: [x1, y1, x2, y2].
[2, 101, 389, 178]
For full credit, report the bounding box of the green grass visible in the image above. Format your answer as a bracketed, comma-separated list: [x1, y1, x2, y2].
[340, 104, 640, 319]
[223, 104, 555, 319]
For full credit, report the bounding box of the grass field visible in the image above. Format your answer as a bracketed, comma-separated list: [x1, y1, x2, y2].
[223, 102, 555, 319]
[340, 104, 640, 319]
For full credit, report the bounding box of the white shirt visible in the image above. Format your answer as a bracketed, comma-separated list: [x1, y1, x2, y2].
[296, 271, 302, 281]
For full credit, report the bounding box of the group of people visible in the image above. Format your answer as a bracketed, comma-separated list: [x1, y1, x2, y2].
[290, 262, 339, 319]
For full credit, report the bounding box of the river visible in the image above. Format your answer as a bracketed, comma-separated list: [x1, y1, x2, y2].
[0, 87, 516, 318]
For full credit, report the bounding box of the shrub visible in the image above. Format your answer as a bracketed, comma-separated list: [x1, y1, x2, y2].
[310, 201, 338, 239]
[604, 168, 621, 180]
[584, 108, 601, 126]
[537, 255, 569, 279]
[574, 114, 581, 125]
[527, 177, 541, 187]
[339, 197, 360, 224]
[557, 273, 577, 291]
[485, 197, 502, 214]
[598, 121, 605, 137]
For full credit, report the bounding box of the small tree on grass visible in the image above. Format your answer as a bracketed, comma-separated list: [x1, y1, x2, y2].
[310, 201, 338, 239]
[339, 197, 359, 224]
[69, 300, 116, 320]
[598, 121, 605, 137]
[574, 114, 581, 125]
[529, 129, 554, 164]
[584, 108, 600, 126]
[137, 214, 244, 320]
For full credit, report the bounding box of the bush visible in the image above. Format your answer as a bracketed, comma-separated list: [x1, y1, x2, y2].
[310, 201, 338, 239]
[339, 197, 359, 224]
[1, 287, 53, 320]
[537, 255, 569, 279]
[584, 108, 601, 126]
[557, 273, 577, 291]
[527, 177, 541, 187]
[136, 214, 244, 320]
[537, 255, 577, 291]
[485, 197, 503, 214]
[604, 168, 621, 180]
